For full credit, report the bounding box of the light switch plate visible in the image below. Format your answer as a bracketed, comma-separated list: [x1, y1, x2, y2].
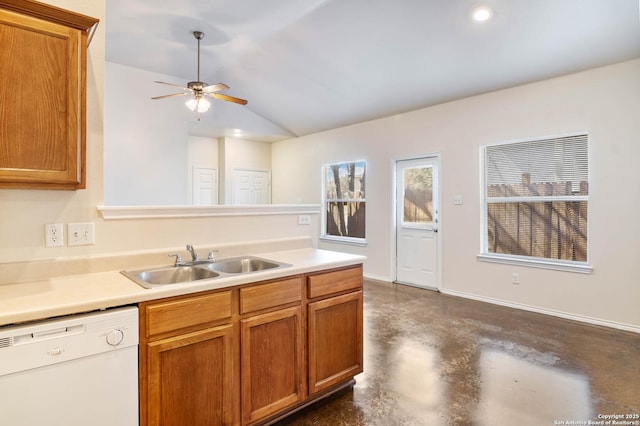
[68, 222, 95, 246]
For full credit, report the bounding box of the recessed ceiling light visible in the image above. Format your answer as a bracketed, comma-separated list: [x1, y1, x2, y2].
[472, 6, 493, 22]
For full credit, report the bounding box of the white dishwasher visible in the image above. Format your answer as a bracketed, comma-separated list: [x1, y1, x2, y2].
[0, 306, 139, 426]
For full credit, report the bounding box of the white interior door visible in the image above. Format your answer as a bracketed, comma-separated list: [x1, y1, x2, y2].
[395, 157, 440, 289]
[193, 167, 218, 205]
[233, 169, 271, 204]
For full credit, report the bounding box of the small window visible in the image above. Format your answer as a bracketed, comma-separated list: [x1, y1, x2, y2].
[402, 165, 433, 225]
[322, 161, 366, 242]
[480, 134, 590, 271]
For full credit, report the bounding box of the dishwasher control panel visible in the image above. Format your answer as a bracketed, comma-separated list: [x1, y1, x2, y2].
[0, 306, 138, 376]
[0, 306, 139, 426]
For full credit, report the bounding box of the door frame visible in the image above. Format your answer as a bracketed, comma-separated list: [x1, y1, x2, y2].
[391, 154, 442, 290]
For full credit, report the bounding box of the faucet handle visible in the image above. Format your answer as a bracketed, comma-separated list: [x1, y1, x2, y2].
[168, 253, 183, 266]
[207, 249, 220, 262]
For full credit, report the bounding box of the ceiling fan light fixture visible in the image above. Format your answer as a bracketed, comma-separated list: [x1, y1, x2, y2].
[472, 6, 493, 22]
[152, 31, 247, 107]
[185, 96, 211, 113]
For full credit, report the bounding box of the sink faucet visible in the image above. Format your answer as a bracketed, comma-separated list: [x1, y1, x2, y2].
[169, 244, 217, 266]
[186, 244, 199, 262]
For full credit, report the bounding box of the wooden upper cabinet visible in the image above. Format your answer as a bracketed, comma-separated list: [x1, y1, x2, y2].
[0, 1, 98, 189]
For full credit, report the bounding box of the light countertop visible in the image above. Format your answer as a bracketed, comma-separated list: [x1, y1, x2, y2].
[0, 248, 365, 327]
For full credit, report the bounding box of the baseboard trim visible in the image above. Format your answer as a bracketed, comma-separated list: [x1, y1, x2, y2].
[363, 273, 391, 283]
[439, 288, 640, 334]
[363, 274, 640, 334]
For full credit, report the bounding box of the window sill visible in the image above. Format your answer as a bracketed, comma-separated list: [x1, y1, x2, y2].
[477, 254, 593, 274]
[320, 236, 367, 247]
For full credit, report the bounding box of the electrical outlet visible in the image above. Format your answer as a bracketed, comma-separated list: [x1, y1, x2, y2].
[298, 215, 311, 225]
[68, 222, 95, 246]
[45, 223, 64, 247]
[512, 272, 520, 284]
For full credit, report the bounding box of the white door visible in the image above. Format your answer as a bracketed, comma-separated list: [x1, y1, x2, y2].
[193, 167, 218, 205]
[395, 156, 440, 289]
[233, 169, 271, 204]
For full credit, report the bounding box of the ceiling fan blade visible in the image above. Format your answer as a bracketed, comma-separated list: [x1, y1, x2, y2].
[210, 93, 248, 105]
[151, 92, 189, 100]
[154, 80, 191, 91]
[203, 83, 230, 93]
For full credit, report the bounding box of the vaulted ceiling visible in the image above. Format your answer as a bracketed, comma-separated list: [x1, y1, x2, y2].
[105, 0, 640, 141]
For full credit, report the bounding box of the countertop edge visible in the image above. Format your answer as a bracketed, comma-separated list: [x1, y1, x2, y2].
[0, 248, 365, 327]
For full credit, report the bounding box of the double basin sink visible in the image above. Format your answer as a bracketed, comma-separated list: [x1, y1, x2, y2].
[122, 256, 291, 289]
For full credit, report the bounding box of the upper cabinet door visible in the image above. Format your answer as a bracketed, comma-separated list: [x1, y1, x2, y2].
[0, 2, 98, 190]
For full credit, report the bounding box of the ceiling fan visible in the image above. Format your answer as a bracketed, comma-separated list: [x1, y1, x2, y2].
[151, 31, 247, 113]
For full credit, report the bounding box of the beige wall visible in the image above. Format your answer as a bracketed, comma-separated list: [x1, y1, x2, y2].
[104, 62, 192, 205]
[2, 0, 637, 330]
[0, 0, 315, 266]
[0, 0, 105, 263]
[272, 59, 640, 329]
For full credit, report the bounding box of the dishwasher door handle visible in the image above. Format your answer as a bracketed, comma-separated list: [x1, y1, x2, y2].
[47, 347, 64, 356]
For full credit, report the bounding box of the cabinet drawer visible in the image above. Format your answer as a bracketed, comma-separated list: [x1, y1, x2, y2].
[307, 265, 363, 299]
[240, 277, 303, 314]
[145, 291, 232, 337]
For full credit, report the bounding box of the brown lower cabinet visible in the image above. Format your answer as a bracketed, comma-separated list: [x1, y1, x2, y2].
[139, 290, 237, 426]
[241, 306, 305, 424]
[308, 290, 363, 395]
[147, 325, 235, 425]
[138, 264, 363, 426]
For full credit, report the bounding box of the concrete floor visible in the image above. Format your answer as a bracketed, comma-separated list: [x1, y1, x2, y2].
[277, 280, 640, 426]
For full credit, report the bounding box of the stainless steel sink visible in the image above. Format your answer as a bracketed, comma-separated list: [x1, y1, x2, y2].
[209, 256, 288, 274]
[121, 256, 290, 289]
[122, 265, 220, 289]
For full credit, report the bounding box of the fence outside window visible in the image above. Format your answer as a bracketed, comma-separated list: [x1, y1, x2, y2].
[481, 134, 589, 267]
[323, 161, 366, 241]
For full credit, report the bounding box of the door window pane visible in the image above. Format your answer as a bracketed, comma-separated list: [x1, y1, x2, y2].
[403, 166, 433, 223]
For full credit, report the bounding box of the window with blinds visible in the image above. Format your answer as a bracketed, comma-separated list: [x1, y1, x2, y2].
[322, 161, 366, 242]
[480, 134, 589, 269]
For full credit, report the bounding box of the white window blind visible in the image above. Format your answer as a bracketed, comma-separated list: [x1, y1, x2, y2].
[481, 134, 590, 269]
[486, 134, 588, 195]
